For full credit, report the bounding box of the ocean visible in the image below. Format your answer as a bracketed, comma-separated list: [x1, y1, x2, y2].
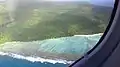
[0, 34, 101, 67]
[0, 52, 69, 67]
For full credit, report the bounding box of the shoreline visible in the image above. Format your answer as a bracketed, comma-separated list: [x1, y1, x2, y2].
[0, 33, 102, 61]
[0, 51, 74, 64]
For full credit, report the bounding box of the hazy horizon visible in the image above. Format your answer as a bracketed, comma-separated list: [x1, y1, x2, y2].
[0, 0, 114, 2]
[0, 0, 90, 1]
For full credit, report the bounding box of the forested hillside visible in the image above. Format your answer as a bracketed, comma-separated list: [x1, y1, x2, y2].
[0, 2, 113, 44]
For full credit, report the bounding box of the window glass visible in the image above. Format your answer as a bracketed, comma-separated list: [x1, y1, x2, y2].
[0, 0, 114, 67]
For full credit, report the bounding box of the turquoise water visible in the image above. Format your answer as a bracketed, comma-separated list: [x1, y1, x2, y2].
[38, 34, 101, 54]
[0, 34, 101, 67]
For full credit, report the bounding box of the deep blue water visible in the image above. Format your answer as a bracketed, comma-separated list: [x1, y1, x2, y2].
[0, 55, 68, 67]
[0, 34, 102, 67]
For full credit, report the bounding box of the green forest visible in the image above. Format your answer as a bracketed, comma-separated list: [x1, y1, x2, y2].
[0, 2, 113, 44]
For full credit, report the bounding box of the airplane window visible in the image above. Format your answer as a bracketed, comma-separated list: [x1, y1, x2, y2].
[0, 0, 115, 67]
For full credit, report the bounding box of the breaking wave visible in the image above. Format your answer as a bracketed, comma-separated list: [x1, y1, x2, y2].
[0, 51, 74, 64]
[0, 33, 102, 65]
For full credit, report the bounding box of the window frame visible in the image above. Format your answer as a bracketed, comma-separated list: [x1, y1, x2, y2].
[70, 0, 120, 67]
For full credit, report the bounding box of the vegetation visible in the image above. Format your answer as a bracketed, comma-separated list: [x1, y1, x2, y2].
[0, 33, 12, 44]
[0, 2, 113, 44]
